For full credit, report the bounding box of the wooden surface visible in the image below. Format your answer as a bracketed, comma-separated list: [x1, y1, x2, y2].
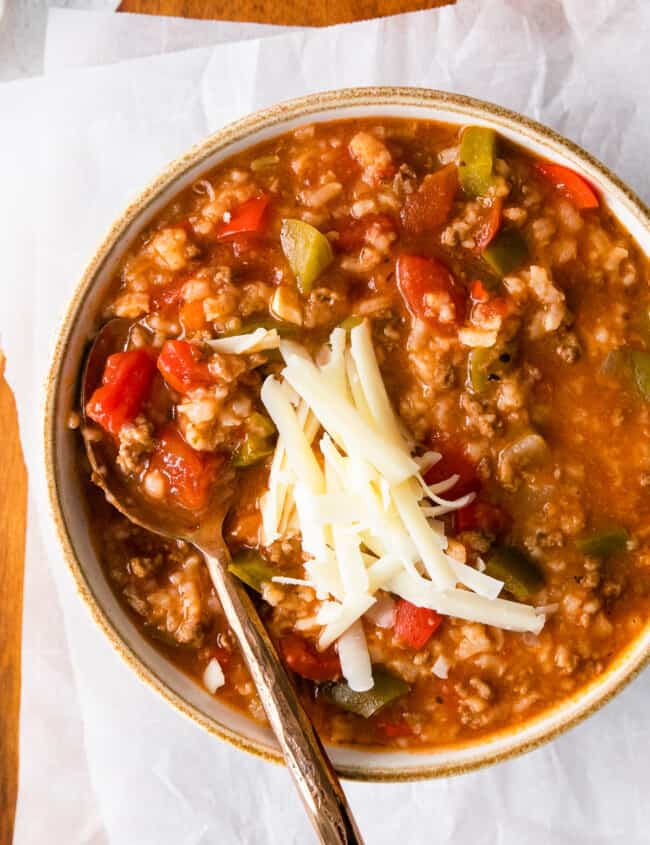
[0, 353, 27, 845]
[117, 0, 452, 25]
[1, 1, 453, 842]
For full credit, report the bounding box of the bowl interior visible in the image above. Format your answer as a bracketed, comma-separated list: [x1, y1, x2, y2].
[47, 89, 650, 780]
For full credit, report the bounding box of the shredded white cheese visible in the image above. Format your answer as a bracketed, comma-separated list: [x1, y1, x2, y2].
[258, 321, 545, 673]
[337, 621, 373, 692]
[207, 327, 280, 354]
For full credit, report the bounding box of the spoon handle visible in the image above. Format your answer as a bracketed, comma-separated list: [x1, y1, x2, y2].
[203, 551, 365, 845]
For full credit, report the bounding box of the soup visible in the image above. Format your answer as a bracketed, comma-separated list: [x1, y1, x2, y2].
[76, 117, 650, 749]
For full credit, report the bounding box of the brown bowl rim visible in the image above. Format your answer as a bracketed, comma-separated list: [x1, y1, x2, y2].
[44, 86, 650, 782]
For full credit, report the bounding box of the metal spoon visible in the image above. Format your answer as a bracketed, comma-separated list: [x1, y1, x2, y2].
[81, 319, 364, 845]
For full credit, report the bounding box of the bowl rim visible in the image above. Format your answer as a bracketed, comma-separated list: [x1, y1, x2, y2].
[44, 85, 650, 782]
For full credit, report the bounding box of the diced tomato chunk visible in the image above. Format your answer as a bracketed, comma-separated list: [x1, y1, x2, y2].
[157, 339, 214, 394]
[378, 719, 413, 739]
[215, 195, 269, 239]
[534, 162, 599, 210]
[279, 634, 341, 682]
[424, 439, 481, 499]
[86, 349, 157, 436]
[148, 425, 222, 510]
[394, 600, 443, 649]
[473, 196, 503, 252]
[401, 164, 458, 234]
[335, 213, 396, 253]
[396, 255, 466, 331]
[455, 500, 510, 536]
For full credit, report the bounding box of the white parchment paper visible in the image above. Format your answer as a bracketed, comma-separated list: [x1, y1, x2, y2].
[3, 3, 650, 842]
[44, 8, 297, 70]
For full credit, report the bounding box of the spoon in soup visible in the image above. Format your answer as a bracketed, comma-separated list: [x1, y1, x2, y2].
[81, 319, 364, 845]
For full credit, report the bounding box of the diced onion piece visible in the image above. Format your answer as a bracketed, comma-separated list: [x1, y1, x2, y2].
[319, 595, 376, 650]
[261, 376, 324, 493]
[364, 593, 396, 628]
[432, 655, 449, 679]
[207, 328, 280, 354]
[202, 658, 225, 694]
[337, 621, 373, 692]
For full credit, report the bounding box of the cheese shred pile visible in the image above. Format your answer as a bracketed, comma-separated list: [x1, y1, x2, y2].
[259, 321, 545, 693]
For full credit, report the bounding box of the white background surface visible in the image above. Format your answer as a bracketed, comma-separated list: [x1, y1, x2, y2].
[2, 2, 650, 843]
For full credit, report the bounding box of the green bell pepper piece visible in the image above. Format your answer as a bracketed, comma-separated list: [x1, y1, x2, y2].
[602, 348, 650, 404]
[602, 348, 632, 380]
[483, 228, 529, 276]
[280, 218, 334, 294]
[339, 315, 363, 331]
[467, 341, 517, 393]
[323, 666, 410, 719]
[228, 550, 275, 593]
[459, 127, 497, 197]
[578, 527, 628, 559]
[231, 412, 276, 468]
[485, 546, 544, 601]
[631, 350, 650, 402]
[468, 347, 492, 393]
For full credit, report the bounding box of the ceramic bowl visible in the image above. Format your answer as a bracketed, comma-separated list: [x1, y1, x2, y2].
[44, 87, 650, 781]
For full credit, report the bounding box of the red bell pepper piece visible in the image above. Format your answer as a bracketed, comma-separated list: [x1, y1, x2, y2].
[157, 340, 214, 394]
[401, 164, 458, 234]
[535, 162, 598, 210]
[215, 195, 269, 239]
[279, 634, 341, 682]
[473, 196, 503, 252]
[394, 600, 442, 649]
[148, 425, 222, 510]
[86, 349, 157, 436]
[396, 255, 466, 332]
